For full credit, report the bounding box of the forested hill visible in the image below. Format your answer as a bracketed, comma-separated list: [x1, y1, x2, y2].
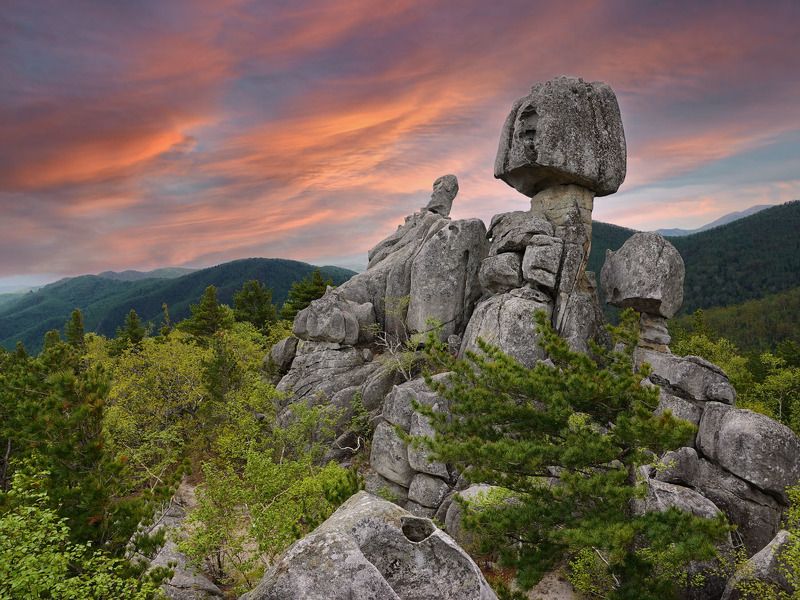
[589, 200, 800, 314]
[0, 258, 355, 352]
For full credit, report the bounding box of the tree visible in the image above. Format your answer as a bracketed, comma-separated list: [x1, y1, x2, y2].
[233, 280, 277, 332]
[181, 286, 233, 339]
[65, 308, 86, 350]
[111, 309, 148, 355]
[418, 310, 728, 599]
[280, 270, 332, 321]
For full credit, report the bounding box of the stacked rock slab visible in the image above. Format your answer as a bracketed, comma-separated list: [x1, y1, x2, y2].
[240, 492, 497, 600]
[601, 233, 800, 561]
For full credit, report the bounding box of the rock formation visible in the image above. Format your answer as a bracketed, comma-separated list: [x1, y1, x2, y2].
[250, 76, 800, 600]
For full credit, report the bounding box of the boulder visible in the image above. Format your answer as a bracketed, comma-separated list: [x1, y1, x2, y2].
[600, 232, 684, 318]
[557, 272, 609, 354]
[635, 348, 736, 404]
[276, 341, 379, 404]
[521, 235, 563, 291]
[654, 389, 703, 445]
[479, 253, 523, 293]
[494, 76, 626, 197]
[364, 471, 410, 504]
[268, 336, 298, 374]
[657, 447, 783, 554]
[634, 477, 722, 520]
[370, 420, 415, 488]
[487, 211, 553, 255]
[405, 217, 488, 339]
[460, 287, 552, 368]
[407, 411, 449, 478]
[241, 492, 498, 600]
[425, 174, 459, 217]
[293, 290, 375, 345]
[408, 473, 450, 508]
[381, 376, 449, 431]
[697, 403, 800, 503]
[444, 484, 498, 549]
[721, 530, 793, 600]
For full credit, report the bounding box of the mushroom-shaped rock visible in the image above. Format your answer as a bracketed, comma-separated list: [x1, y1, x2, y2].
[240, 491, 498, 600]
[494, 76, 626, 197]
[425, 174, 459, 217]
[601, 232, 685, 318]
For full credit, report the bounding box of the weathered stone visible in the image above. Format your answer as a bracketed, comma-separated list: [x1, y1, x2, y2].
[657, 447, 783, 554]
[407, 411, 449, 478]
[381, 376, 448, 432]
[404, 500, 437, 518]
[721, 530, 792, 600]
[654, 389, 703, 445]
[364, 471, 409, 504]
[268, 336, 298, 374]
[241, 492, 497, 600]
[521, 235, 563, 290]
[479, 253, 523, 293]
[697, 403, 800, 503]
[550, 202, 592, 337]
[460, 287, 552, 368]
[406, 218, 488, 339]
[370, 421, 415, 487]
[634, 476, 722, 520]
[495, 76, 626, 197]
[444, 484, 497, 550]
[294, 290, 375, 345]
[276, 341, 379, 404]
[530, 184, 595, 235]
[487, 211, 553, 255]
[425, 174, 459, 217]
[635, 348, 736, 404]
[558, 272, 609, 353]
[600, 232, 684, 318]
[639, 313, 671, 351]
[408, 473, 450, 508]
[360, 366, 402, 411]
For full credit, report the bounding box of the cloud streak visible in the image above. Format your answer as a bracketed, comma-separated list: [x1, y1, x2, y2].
[1, 0, 798, 283]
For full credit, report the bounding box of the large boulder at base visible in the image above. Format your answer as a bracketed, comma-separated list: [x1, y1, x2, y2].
[721, 530, 793, 600]
[425, 174, 459, 217]
[657, 447, 783, 554]
[240, 492, 498, 600]
[494, 76, 626, 197]
[697, 403, 800, 503]
[487, 211, 553, 255]
[600, 232, 685, 318]
[406, 218, 487, 338]
[635, 348, 736, 404]
[460, 287, 552, 368]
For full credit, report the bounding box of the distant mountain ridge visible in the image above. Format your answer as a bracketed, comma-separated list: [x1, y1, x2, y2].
[96, 267, 197, 281]
[0, 258, 355, 352]
[590, 200, 800, 315]
[655, 204, 771, 236]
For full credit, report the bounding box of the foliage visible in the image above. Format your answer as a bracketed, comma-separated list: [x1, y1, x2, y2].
[671, 288, 800, 355]
[111, 309, 148, 355]
[180, 286, 234, 340]
[418, 309, 729, 599]
[0, 259, 355, 353]
[65, 308, 86, 349]
[233, 279, 278, 332]
[280, 269, 332, 321]
[0, 471, 166, 600]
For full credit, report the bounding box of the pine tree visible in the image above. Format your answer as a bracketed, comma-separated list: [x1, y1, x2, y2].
[280, 269, 332, 321]
[233, 279, 277, 332]
[111, 309, 148, 355]
[64, 308, 85, 350]
[181, 285, 232, 339]
[160, 302, 172, 337]
[418, 310, 728, 599]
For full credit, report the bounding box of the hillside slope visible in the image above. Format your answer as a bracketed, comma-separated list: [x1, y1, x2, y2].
[589, 201, 800, 314]
[0, 258, 355, 352]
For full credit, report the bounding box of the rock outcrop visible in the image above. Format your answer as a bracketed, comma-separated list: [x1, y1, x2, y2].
[241, 492, 497, 600]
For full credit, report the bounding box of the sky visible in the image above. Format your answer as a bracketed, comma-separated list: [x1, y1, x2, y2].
[1, 0, 799, 291]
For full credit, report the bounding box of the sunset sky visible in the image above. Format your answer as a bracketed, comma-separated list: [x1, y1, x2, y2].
[2, 0, 799, 291]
